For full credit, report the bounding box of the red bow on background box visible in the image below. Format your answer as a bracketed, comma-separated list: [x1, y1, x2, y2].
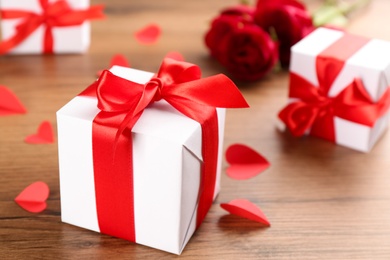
[80, 58, 249, 242]
[279, 34, 390, 142]
[0, 0, 104, 54]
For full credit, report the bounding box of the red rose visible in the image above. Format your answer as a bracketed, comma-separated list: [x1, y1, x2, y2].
[254, 0, 315, 67]
[205, 6, 279, 81]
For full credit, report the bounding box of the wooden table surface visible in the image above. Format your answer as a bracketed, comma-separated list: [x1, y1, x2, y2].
[1, 0, 390, 259]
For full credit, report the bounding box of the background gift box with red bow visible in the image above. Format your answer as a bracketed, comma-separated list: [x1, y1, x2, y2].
[56, 59, 248, 254]
[279, 27, 390, 152]
[0, 0, 104, 54]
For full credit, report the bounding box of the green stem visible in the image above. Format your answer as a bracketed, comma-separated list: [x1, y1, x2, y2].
[340, 0, 372, 16]
[325, 0, 338, 5]
[313, 0, 372, 27]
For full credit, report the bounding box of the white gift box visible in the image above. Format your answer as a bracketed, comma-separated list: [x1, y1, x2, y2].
[284, 27, 390, 152]
[57, 66, 225, 254]
[0, 0, 91, 54]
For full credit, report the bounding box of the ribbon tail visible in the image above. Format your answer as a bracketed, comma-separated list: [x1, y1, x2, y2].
[113, 111, 143, 158]
[0, 22, 41, 55]
[43, 26, 54, 54]
[0, 34, 25, 55]
[310, 113, 336, 142]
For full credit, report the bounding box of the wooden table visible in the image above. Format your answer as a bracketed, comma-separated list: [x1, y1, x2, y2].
[1, 0, 390, 259]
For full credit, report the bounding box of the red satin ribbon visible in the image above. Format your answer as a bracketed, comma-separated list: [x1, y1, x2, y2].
[79, 58, 249, 242]
[279, 33, 390, 141]
[0, 0, 104, 54]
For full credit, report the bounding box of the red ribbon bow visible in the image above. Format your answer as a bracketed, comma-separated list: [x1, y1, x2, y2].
[80, 58, 249, 242]
[279, 33, 390, 142]
[0, 0, 104, 54]
[94, 58, 248, 144]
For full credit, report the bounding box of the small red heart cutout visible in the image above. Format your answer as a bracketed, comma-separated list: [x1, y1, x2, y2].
[0, 85, 27, 116]
[134, 24, 161, 44]
[97, 54, 130, 77]
[165, 51, 184, 61]
[226, 144, 270, 180]
[25, 121, 54, 144]
[221, 199, 270, 226]
[110, 54, 130, 68]
[15, 181, 50, 213]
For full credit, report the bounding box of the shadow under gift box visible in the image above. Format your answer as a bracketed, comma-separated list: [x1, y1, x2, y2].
[56, 66, 225, 255]
[280, 27, 390, 152]
[0, 0, 91, 54]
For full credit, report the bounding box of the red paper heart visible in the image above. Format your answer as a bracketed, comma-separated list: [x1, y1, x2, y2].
[25, 121, 54, 144]
[134, 24, 161, 44]
[221, 199, 270, 226]
[226, 144, 270, 180]
[15, 181, 50, 213]
[97, 54, 130, 77]
[109, 54, 130, 68]
[165, 51, 184, 61]
[0, 85, 27, 116]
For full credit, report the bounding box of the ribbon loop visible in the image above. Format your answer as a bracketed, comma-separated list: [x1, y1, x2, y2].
[95, 59, 249, 133]
[96, 70, 143, 113]
[156, 58, 202, 84]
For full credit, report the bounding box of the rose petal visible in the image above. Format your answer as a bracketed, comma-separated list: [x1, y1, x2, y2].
[109, 54, 130, 68]
[0, 85, 27, 116]
[135, 24, 161, 44]
[220, 199, 270, 226]
[25, 121, 54, 144]
[226, 144, 270, 180]
[15, 181, 50, 213]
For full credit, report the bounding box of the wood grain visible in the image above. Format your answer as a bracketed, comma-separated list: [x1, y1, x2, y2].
[1, 0, 390, 259]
